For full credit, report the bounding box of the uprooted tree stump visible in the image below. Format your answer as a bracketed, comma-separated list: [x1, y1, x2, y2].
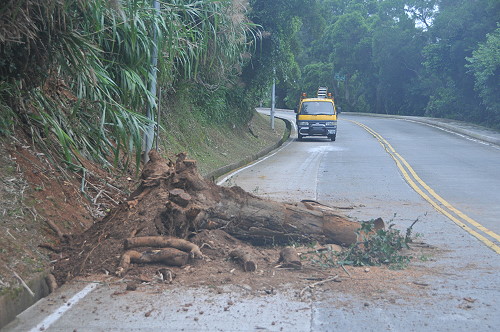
[53, 151, 384, 284]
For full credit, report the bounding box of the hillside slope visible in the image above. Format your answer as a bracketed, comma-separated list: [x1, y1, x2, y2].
[0, 112, 286, 296]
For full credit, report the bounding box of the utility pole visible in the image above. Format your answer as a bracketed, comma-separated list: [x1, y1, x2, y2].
[270, 68, 276, 130]
[143, 0, 160, 163]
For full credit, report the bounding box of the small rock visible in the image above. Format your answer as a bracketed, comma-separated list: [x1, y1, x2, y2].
[240, 284, 252, 292]
[364, 268, 370, 273]
[264, 288, 274, 295]
[126, 283, 137, 291]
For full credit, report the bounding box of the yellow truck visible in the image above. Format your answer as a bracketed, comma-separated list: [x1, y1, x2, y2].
[295, 87, 338, 141]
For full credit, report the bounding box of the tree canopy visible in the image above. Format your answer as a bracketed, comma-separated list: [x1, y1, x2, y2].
[267, 0, 499, 127]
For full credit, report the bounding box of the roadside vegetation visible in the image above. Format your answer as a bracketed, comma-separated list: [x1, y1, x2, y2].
[0, 0, 259, 171]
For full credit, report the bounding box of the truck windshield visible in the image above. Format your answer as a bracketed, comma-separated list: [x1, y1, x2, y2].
[300, 101, 334, 115]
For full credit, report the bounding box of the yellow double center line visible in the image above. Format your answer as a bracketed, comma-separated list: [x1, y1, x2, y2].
[351, 120, 500, 254]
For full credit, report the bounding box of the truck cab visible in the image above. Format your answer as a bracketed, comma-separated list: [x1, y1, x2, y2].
[295, 87, 337, 141]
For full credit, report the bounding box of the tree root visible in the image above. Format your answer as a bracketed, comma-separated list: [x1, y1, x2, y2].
[124, 236, 203, 258]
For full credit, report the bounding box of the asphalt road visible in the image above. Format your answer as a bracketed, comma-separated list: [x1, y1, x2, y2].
[5, 111, 500, 331]
[226, 111, 500, 250]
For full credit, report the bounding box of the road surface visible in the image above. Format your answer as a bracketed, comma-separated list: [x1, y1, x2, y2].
[226, 111, 500, 250]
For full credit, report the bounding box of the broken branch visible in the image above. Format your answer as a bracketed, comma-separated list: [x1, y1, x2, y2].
[229, 249, 257, 272]
[299, 275, 339, 297]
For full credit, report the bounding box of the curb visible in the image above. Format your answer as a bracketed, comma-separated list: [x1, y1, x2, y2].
[343, 112, 500, 147]
[0, 272, 50, 329]
[204, 117, 292, 182]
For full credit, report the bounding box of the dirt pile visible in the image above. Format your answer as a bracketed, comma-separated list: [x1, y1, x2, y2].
[52, 150, 381, 287]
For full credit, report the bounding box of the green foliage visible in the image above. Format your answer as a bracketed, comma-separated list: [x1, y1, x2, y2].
[466, 26, 500, 126]
[371, 23, 427, 115]
[192, 84, 254, 127]
[0, 81, 16, 135]
[424, 81, 462, 119]
[339, 222, 413, 269]
[288, 0, 499, 127]
[419, 0, 499, 124]
[302, 220, 416, 270]
[243, 0, 319, 108]
[300, 62, 335, 97]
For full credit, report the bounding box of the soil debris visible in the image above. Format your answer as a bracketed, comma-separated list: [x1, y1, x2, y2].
[51, 150, 385, 287]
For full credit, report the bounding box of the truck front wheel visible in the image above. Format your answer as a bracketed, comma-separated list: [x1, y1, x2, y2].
[330, 134, 336, 141]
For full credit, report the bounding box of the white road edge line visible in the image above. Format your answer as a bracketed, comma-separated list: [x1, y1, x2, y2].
[217, 138, 294, 186]
[29, 282, 99, 332]
[403, 119, 500, 150]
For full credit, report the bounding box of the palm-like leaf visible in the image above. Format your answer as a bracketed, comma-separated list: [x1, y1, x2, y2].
[1, 0, 258, 169]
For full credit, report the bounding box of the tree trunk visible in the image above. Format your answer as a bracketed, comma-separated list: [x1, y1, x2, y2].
[125, 151, 384, 247]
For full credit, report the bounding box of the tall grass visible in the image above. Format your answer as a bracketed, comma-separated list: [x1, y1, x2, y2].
[0, 0, 257, 169]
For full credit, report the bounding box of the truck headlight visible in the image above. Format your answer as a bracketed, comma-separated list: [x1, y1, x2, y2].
[325, 122, 335, 126]
[298, 122, 309, 126]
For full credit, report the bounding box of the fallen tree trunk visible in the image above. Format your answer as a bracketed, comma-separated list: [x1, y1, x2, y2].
[204, 195, 366, 245]
[125, 151, 384, 247]
[54, 151, 385, 284]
